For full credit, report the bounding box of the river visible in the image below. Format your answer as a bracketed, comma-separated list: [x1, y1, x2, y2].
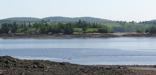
[0, 37, 156, 65]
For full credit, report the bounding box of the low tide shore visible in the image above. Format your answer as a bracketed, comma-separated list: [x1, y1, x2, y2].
[1, 56, 156, 75]
[0, 33, 155, 39]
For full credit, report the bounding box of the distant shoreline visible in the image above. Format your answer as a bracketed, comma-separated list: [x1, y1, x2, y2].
[0, 33, 155, 39]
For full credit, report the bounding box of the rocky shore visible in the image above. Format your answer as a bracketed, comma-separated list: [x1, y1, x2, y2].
[0, 56, 156, 75]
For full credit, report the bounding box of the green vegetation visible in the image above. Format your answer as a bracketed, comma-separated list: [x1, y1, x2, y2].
[0, 20, 113, 34]
[1, 17, 156, 35]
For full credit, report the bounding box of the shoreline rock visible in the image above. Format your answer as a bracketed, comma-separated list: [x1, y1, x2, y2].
[0, 56, 156, 75]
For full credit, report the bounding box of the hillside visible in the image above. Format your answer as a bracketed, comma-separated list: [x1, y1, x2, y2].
[43, 16, 113, 23]
[0, 17, 41, 24]
[0, 16, 113, 24]
[0, 17, 156, 34]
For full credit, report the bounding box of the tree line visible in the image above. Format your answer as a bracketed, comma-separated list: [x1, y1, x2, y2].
[0, 20, 156, 35]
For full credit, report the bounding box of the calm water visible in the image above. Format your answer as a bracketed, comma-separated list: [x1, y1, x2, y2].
[0, 37, 156, 65]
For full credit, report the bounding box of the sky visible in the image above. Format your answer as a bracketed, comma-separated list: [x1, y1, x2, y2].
[0, 0, 156, 21]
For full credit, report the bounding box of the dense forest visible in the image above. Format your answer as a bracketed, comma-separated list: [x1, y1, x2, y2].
[0, 17, 156, 35]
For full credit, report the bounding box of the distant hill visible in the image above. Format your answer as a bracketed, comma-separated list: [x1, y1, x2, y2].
[43, 16, 113, 23]
[2, 16, 156, 25]
[43, 17, 74, 23]
[0, 16, 113, 24]
[2, 17, 41, 21]
[140, 20, 156, 24]
[0, 17, 41, 25]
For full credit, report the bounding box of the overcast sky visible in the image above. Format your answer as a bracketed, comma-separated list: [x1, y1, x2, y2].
[0, 0, 156, 21]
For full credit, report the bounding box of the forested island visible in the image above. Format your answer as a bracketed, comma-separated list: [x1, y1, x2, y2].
[0, 17, 156, 38]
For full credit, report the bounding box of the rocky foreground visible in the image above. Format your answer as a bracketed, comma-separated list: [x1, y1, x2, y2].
[0, 56, 156, 75]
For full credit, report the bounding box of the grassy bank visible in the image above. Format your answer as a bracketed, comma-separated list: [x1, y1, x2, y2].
[0, 56, 156, 75]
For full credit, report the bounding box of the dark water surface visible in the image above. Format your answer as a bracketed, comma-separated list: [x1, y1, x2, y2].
[0, 37, 156, 65]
